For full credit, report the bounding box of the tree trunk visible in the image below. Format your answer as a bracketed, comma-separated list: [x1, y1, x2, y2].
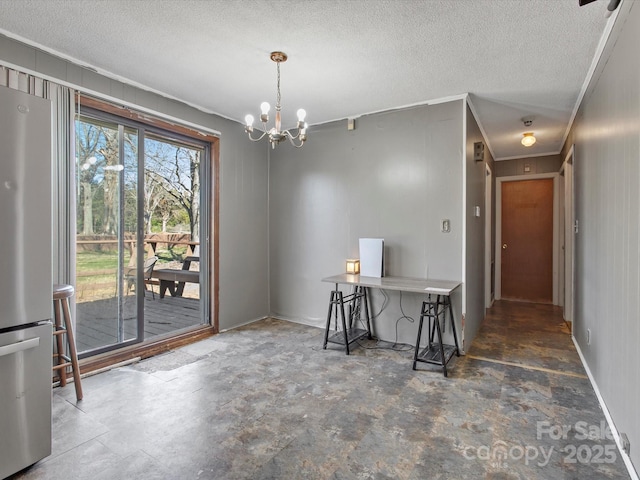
[190, 155, 200, 241]
[81, 182, 94, 235]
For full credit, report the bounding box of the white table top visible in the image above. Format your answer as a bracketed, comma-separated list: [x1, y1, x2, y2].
[322, 274, 462, 296]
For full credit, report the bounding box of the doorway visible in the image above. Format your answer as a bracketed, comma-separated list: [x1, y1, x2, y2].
[495, 174, 560, 304]
[74, 107, 211, 357]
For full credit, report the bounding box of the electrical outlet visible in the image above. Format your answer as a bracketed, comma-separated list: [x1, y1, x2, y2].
[441, 219, 450, 233]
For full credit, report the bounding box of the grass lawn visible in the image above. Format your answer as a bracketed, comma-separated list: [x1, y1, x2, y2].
[76, 246, 189, 301]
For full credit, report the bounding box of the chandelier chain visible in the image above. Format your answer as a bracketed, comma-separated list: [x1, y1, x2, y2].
[276, 61, 281, 111]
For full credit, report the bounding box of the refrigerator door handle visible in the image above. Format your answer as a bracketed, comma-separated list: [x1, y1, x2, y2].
[0, 337, 40, 358]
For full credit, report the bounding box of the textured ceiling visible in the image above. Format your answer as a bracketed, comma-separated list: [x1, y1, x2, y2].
[0, 0, 619, 159]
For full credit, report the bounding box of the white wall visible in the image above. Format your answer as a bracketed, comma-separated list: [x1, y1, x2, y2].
[570, 1, 640, 473]
[0, 34, 270, 331]
[269, 101, 466, 347]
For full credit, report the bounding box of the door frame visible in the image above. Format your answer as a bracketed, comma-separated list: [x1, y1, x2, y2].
[485, 163, 493, 309]
[560, 146, 575, 326]
[74, 98, 217, 359]
[495, 173, 561, 304]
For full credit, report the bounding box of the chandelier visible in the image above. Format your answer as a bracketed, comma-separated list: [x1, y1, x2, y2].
[244, 51, 307, 149]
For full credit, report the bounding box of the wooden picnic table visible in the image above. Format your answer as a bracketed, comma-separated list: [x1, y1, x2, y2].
[151, 256, 200, 298]
[146, 239, 199, 256]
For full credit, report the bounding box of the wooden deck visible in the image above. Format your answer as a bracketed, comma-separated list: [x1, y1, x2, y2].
[75, 295, 203, 353]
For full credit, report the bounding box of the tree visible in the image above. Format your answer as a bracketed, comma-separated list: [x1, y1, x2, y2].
[142, 171, 164, 234]
[75, 121, 102, 235]
[155, 190, 178, 233]
[144, 140, 201, 241]
[76, 118, 202, 241]
[97, 128, 120, 235]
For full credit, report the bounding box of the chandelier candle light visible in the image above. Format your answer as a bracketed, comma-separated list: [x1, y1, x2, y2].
[244, 52, 307, 149]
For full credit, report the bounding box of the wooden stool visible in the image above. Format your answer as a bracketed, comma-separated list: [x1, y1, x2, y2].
[53, 284, 83, 401]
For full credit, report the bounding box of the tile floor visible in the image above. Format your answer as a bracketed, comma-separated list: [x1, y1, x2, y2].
[10, 301, 632, 479]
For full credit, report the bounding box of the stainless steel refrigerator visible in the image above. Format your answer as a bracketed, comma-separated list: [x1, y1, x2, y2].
[0, 85, 53, 479]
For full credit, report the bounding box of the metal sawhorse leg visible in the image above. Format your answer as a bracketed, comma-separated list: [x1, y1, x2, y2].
[412, 294, 460, 377]
[323, 285, 372, 354]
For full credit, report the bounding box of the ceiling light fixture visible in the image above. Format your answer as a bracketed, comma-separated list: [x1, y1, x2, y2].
[244, 51, 307, 149]
[521, 132, 536, 147]
[521, 117, 536, 147]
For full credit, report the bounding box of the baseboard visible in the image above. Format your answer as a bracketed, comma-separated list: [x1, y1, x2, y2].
[572, 336, 639, 480]
[219, 315, 269, 333]
[486, 296, 495, 309]
[270, 313, 324, 329]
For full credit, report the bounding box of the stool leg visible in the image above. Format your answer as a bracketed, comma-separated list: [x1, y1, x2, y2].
[61, 298, 83, 401]
[53, 299, 67, 387]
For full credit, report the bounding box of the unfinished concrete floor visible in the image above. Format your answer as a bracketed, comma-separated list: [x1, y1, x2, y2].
[11, 301, 631, 479]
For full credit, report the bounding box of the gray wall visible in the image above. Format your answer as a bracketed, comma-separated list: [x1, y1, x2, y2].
[464, 105, 489, 345]
[0, 34, 270, 331]
[567, 1, 640, 472]
[494, 154, 562, 177]
[269, 101, 467, 347]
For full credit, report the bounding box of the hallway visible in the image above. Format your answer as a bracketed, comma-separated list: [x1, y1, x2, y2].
[467, 301, 584, 376]
[12, 301, 630, 479]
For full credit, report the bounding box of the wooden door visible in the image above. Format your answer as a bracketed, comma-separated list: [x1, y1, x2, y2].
[501, 179, 553, 303]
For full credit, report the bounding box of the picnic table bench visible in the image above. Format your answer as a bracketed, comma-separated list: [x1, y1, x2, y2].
[151, 256, 200, 298]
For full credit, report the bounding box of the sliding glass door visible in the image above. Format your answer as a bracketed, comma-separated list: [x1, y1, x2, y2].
[75, 108, 210, 356]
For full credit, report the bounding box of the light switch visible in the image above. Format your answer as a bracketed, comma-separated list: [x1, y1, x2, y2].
[474, 206, 481, 217]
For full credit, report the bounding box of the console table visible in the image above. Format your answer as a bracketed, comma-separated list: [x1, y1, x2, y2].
[321, 274, 462, 376]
